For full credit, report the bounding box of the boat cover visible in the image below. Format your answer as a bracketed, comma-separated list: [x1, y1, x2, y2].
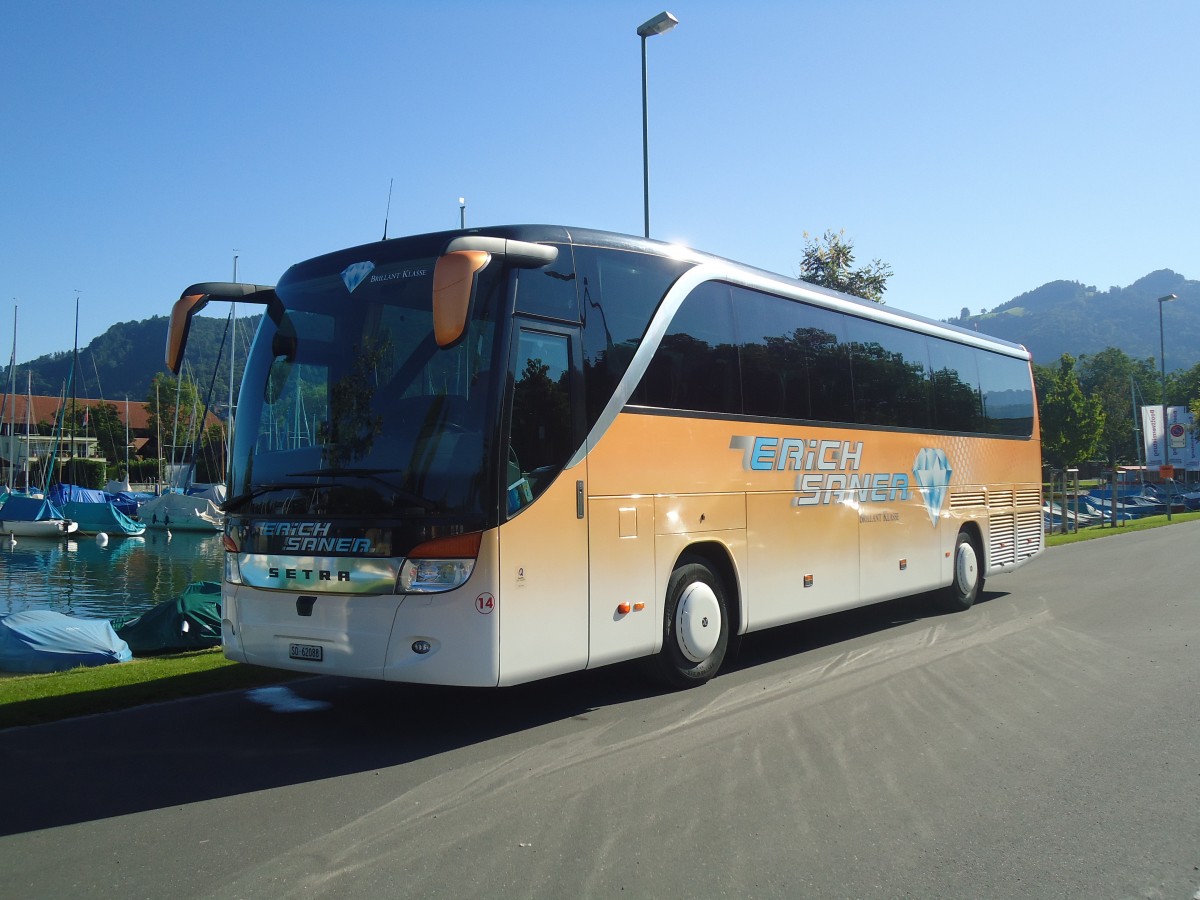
[49, 483, 139, 518]
[139, 492, 223, 531]
[0, 495, 70, 522]
[61, 500, 146, 536]
[114, 581, 222, 654]
[0, 610, 133, 673]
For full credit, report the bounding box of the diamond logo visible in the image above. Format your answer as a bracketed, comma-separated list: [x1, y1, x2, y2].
[341, 261, 375, 293]
[913, 447, 952, 526]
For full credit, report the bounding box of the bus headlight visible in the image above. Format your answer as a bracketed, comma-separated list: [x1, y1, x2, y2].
[222, 534, 243, 585]
[399, 558, 475, 593]
[398, 532, 482, 594]
[225, 553, 243, 585]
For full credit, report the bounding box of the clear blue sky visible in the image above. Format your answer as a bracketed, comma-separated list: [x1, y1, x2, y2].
[3, 1, 1197, 366]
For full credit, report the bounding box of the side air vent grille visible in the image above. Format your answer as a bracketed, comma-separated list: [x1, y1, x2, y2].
[1015, 488, 1042, 507]
[989, 513, 1016, 567]
[950, 491, 986, 509]
[989, 490, 1015, 508]
[1016, 511, 1043, 559]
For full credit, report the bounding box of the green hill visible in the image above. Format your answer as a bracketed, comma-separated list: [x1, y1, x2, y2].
[950, 270, 1200, 370]
[1, 313, 261, 409]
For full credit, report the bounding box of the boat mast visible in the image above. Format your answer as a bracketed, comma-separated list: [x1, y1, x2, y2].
[24, 371, 32, 491]
[228, 252, 237, 488]
[69, 293, 79, 486]
[156, 381, 162, 492]
[3, 305, 15, 490]
[124, 396, 130, 486]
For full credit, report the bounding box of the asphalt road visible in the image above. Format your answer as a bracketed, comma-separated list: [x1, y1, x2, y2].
[2, 524, 1198, 899]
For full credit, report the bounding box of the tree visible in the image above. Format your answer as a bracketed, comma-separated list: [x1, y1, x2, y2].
[798, 230, 892, 303]
[193, 423, 227, 484]
[1076, 347, 1158, 467]
[146, 371, 205, 462]
[1036, 354, 1105, 469]
[59, 400, 125, 465]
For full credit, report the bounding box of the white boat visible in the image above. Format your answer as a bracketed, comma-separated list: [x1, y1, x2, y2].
[0, 495, 78, 538]
[139, 491, 223, 532]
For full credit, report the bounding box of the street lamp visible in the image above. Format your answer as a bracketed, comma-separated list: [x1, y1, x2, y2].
[459, 197, 466, 229]
[1157, 293, 1177, 520]
[638, 11, 678, 239]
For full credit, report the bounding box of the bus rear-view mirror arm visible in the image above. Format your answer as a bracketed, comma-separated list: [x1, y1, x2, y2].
[166, 282, 277, 374]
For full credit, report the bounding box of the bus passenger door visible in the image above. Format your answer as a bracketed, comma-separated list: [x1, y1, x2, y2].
[495, 323, 591, 685]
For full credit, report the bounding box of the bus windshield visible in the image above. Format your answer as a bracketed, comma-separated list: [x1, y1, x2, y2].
[228, 251, 506, 537]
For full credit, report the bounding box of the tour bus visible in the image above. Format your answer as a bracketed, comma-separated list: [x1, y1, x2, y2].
[167, 225, 1043, 689]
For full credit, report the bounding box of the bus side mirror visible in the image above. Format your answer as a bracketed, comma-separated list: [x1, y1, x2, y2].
[432, 250, 491, 349]
[166, 293, 212, 374]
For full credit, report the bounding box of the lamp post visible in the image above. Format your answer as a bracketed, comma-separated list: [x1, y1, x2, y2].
[638, 11, 678, 239]
[1157, 293, 1177, 520]
[459, 197, 466, 229]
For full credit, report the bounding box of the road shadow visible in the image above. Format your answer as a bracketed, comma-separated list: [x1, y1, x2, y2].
[0, 587, 1005, 836]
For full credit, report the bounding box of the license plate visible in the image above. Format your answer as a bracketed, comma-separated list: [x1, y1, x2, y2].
[289, 643, 323, 661]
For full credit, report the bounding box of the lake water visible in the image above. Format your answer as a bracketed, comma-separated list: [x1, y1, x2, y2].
[0, 530, 224, 622]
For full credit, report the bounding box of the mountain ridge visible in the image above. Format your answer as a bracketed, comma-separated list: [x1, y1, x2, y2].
[951, 269, 1199, 370]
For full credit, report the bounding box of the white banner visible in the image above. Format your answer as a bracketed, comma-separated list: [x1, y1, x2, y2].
[1141, 406, 1200, 470]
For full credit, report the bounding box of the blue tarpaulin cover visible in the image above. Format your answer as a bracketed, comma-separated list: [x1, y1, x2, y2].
[49, 484, 108, 504]
[0, 496, 69, 522]
[49, 483, 139, 519]
[0, 610, 133, 673]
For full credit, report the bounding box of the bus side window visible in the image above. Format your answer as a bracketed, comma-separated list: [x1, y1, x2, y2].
[507, 330, 573, 516]
[514, 246, 578, 321]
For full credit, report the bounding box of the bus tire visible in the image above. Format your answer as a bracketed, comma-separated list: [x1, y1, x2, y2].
[648, 559, 729, 689]
[936, 529, 984, 613]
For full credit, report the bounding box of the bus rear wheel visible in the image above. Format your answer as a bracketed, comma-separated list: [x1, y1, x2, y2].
[936, 529, 984, 612]
[648, 559, 729, 689]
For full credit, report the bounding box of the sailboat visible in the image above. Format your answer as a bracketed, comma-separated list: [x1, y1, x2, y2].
[142, 369, 223, 532]
[1, 305, 17, 499]
[142, 282, 241, 535]
[49, 481, 146, 537]
[0, 306, 76, 538]
[0, 493, 79, 538]
[104, 397, 133, 494]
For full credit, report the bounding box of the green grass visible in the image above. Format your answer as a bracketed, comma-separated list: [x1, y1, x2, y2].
[0, 648, 304, 730]
[1044, 509, 1200, 546]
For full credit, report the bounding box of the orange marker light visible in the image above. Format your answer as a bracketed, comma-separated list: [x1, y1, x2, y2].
[617, 602, 632, 615]
[633, 602, 646, 612]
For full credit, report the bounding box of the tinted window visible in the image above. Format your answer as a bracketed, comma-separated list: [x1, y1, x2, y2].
[508, 330, 573, 516]
[799, 304, 854, 424]
[578, 246, 692, 428]
[846, 317, 931, 428]
[737, 288, 794, 419]
[977, 350, 1034, 436]
[514, 245, 578, 321]
[633, 282, 741, 414]
[576, 260, 1031, 439]
[928, 336, 983, 432]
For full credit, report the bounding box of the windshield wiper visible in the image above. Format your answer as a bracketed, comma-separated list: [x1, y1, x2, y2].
[223, 482, 322, 513]
[287, 468, 437, 511]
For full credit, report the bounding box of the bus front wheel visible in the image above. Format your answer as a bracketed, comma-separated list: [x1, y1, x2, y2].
[936, 529, 984, 612]
[648, 559, 729, 689]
